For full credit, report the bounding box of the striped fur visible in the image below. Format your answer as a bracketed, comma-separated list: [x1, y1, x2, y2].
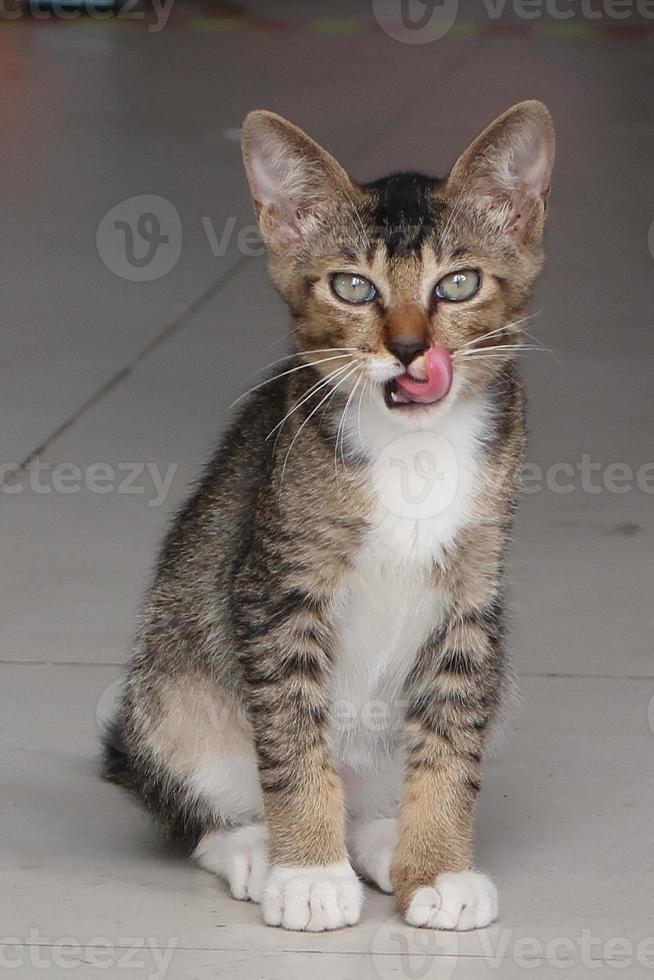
[103, 102, 554, 930]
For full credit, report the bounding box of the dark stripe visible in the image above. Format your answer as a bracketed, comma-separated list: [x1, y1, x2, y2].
[439, 650, 478, 676]
[362, 171, 439, 257]
[259, 776, 294, 794]
[266, 589, 323, 629]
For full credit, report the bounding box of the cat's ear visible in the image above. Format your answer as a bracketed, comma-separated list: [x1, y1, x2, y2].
[445, 100, 555, 244]
[241, 110, 353, 253]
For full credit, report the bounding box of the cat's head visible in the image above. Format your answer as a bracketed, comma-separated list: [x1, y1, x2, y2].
[241, 101, 554, 422]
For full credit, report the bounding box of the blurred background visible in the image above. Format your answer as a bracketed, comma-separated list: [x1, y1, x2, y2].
[1, 1, 653, 977]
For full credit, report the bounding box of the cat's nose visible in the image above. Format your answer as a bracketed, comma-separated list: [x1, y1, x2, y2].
[386, 339, 429, 367]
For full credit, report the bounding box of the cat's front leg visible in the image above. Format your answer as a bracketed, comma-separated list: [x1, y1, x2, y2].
[235, 585, 363, 932]
[390, 592, 503, 931]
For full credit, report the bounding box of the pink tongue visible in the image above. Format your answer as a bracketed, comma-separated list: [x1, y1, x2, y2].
[395, 346, 453, 404]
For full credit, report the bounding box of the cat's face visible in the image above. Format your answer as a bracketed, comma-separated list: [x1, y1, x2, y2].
[242, 102, 554, 424]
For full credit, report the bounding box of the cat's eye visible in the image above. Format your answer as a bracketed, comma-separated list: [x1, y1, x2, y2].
[435, 269, 480, 302]
[331, 272, 378, 305]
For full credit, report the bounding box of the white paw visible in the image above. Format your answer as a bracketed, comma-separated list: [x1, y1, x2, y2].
[193, 824, 268, 903]
[262, 862, 364, 932]
[405, 870, 498, 930]
[348, 817, 396, 894]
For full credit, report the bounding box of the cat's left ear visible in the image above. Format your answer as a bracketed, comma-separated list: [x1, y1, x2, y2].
[241, 110, 354, 253]
[445, 100, 555, 245]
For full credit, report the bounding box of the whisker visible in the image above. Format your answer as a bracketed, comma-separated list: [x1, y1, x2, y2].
[231, 353, 355, 408]
[280, 366, 359, 484]
[458, 353, 543, 364]
[241, 346, 358, 380]
[266, 361, 354, 442]
[356, 377, 368, 450]
[335, 370, 364, 477]
[268, 328, 295, 349]
[459, 313, 541, 351]
[271, 365, 353, 457]
[457, 344, 551, 356]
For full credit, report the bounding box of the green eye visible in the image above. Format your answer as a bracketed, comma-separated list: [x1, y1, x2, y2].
[331, 272, 377, 305]
[435, 269, 480, 302]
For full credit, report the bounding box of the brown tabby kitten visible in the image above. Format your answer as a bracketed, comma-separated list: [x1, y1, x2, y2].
[104, 102, 555, 932]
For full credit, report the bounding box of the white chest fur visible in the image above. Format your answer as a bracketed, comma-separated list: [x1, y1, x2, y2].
[328, 389, 494, 770]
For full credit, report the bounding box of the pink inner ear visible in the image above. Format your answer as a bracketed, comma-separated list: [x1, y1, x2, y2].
[511, 129, 551, 198]
[250, 150, 283, 209]
[474, 128, 551, 241]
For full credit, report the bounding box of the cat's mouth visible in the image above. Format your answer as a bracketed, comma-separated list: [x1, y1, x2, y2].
[383, 346, 453, 410]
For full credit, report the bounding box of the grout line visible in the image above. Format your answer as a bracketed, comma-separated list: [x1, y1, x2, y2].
[0, 660, 652, 681]
[519, 671, 654, 680]
[0, 660, 126, 667]
[4, 39, 483, 480]
[2, 255, 248, 483]
[0, 941, 635, 964]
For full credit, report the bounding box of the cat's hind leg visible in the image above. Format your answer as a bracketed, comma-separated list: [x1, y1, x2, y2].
[107, 669, 268, 903]
[348, 817, 396, 894]
[194, 823, 268, 903]
[342, 755, 403, 894]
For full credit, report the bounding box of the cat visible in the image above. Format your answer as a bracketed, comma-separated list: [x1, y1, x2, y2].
[103, 101, 555, 933]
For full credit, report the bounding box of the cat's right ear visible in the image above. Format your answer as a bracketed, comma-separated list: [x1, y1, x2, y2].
[241, 111, 352, 253]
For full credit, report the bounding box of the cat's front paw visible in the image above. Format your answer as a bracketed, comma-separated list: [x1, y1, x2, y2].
[404, 870, 498, 931]
[261, 862, 363, 932]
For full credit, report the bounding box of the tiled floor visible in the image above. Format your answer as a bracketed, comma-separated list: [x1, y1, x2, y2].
[2, 2, 653, 977]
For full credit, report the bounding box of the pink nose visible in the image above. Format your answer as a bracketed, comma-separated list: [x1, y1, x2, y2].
[395, 346, 453, 404]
